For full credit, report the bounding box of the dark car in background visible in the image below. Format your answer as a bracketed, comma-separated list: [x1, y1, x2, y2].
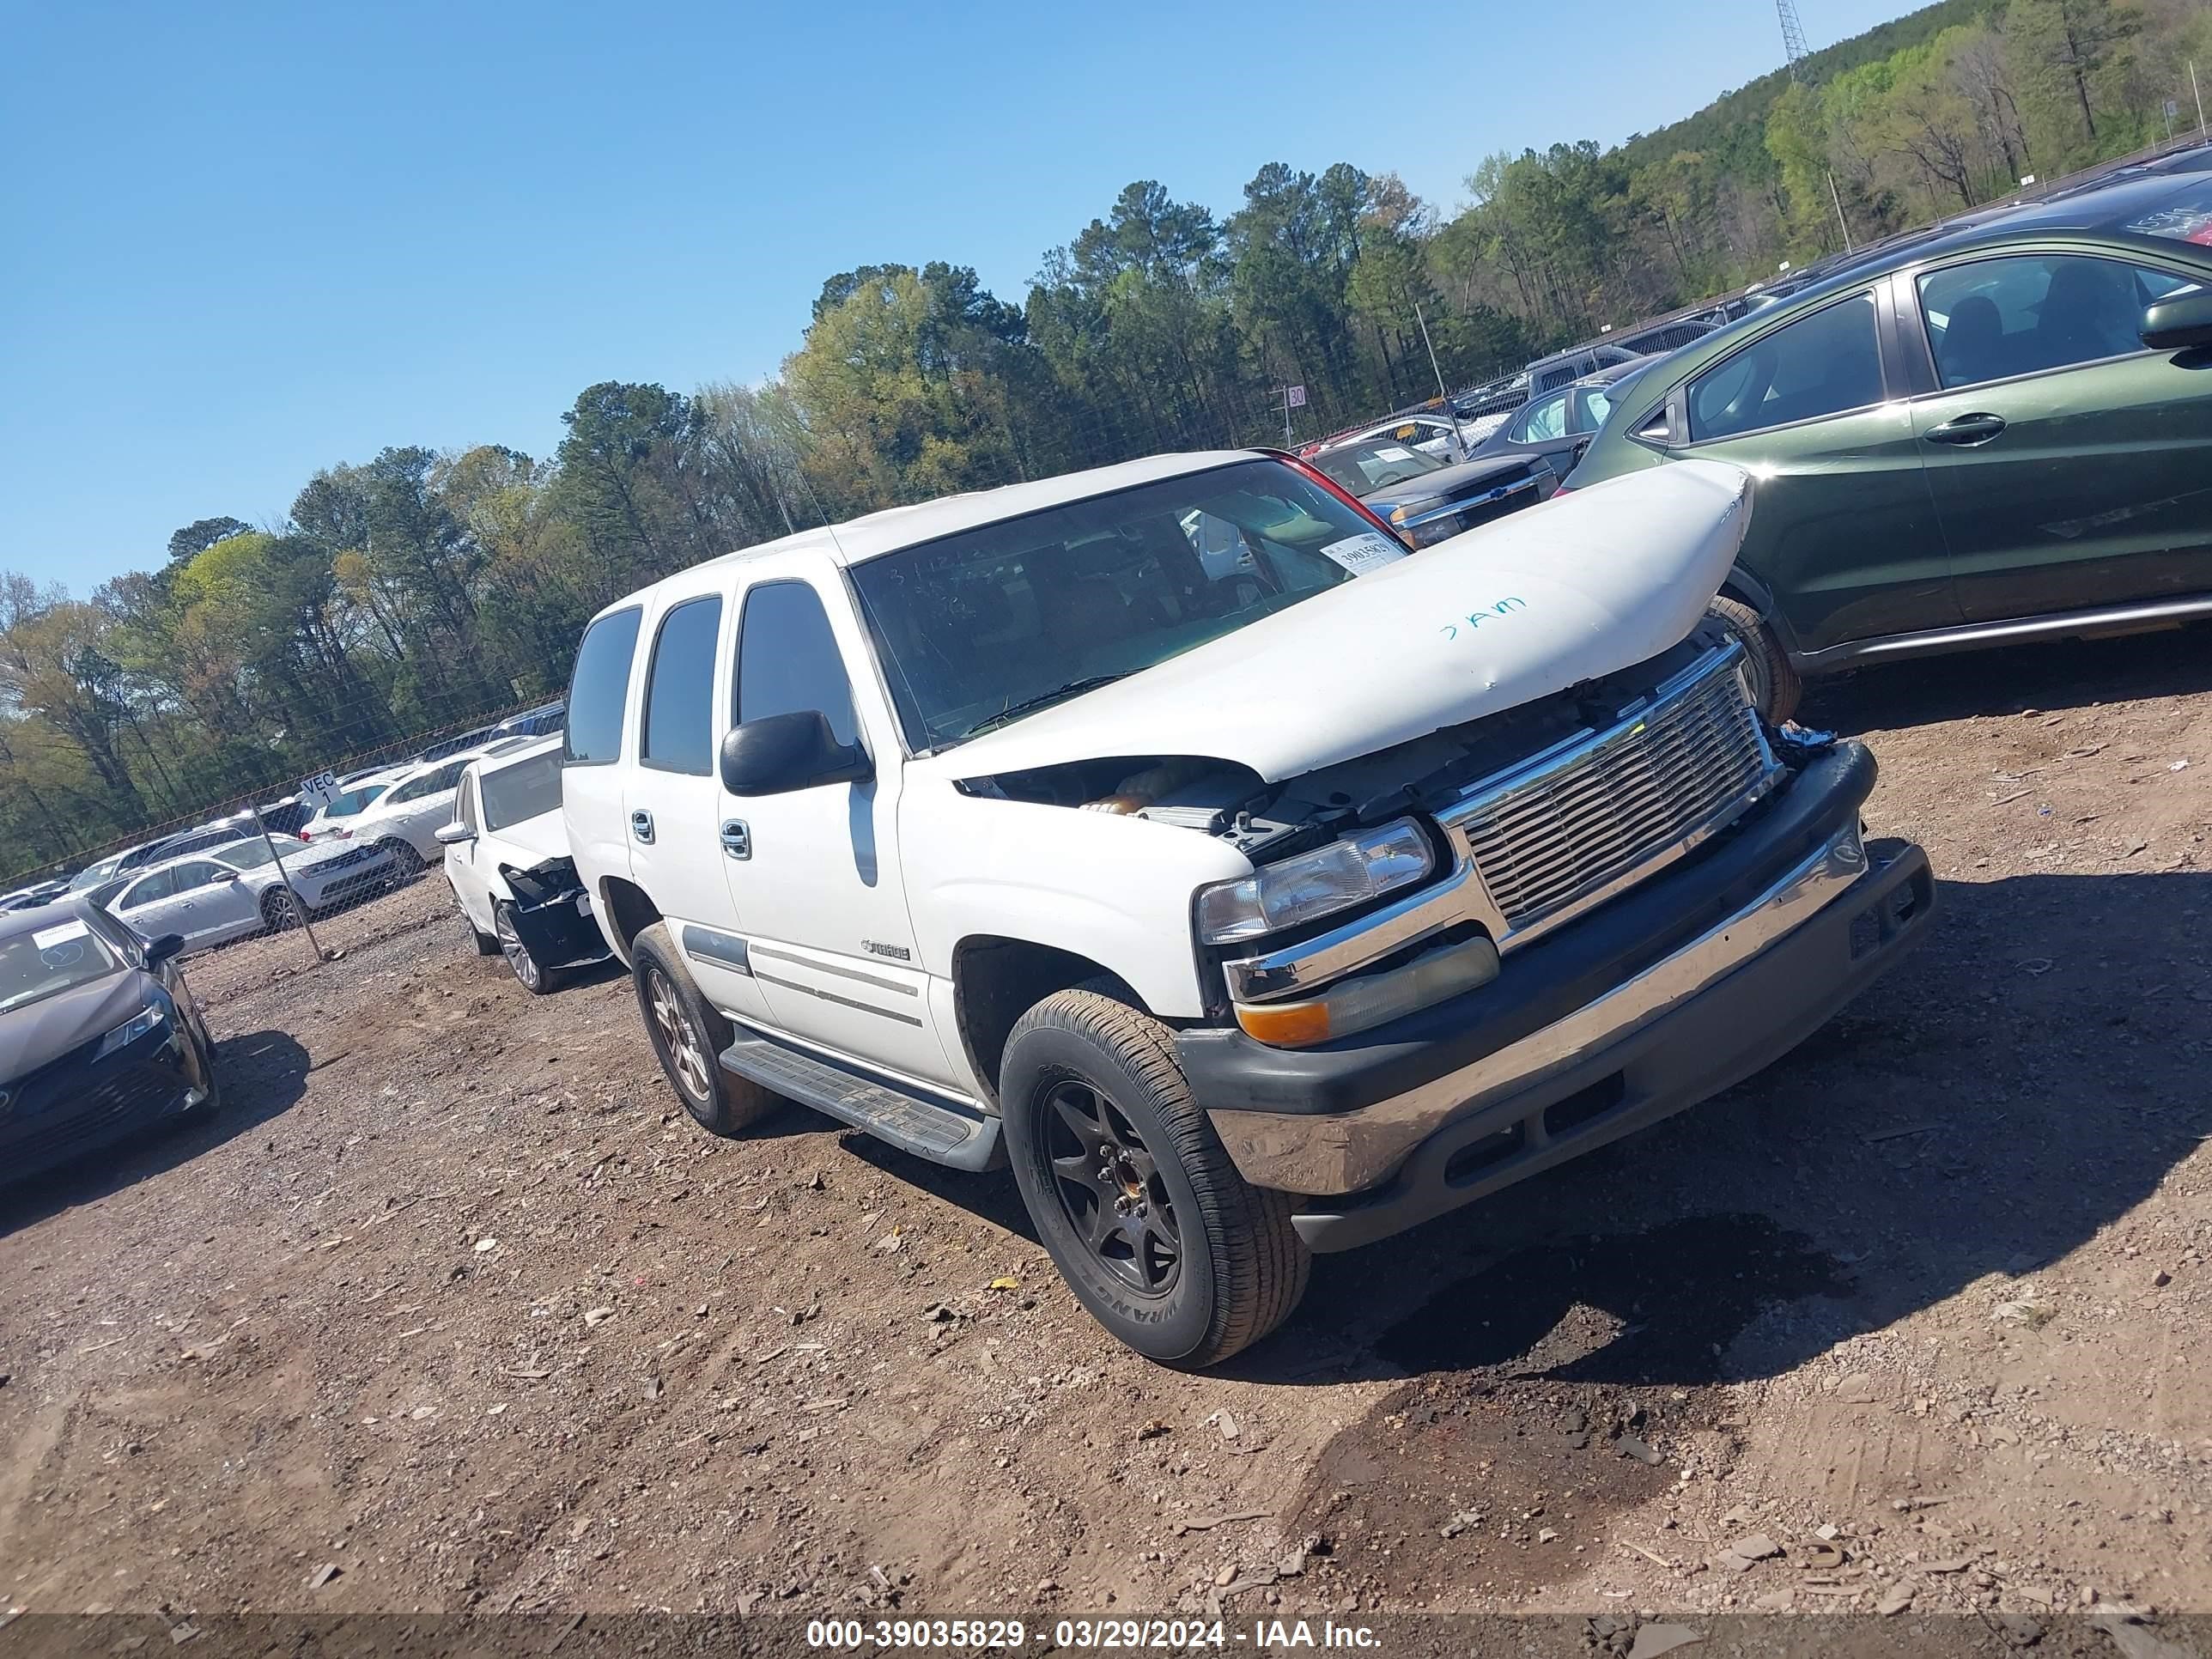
[491, 700, 566, 739]
[1474, 357, 1654, 478]
[1308, 428, 1557, 545]
[413, 724, 501, 766]
[0, 899, 220, 1185]
[1564, 170, 2212, 721]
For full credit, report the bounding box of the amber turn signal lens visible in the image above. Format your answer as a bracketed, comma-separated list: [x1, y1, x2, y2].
[1232, 998, 1334, 1048]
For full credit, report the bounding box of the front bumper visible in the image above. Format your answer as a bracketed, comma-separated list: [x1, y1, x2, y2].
[0, 1024, 209, 1186]
[508, 887, 610, 970]
[1177, 743, 1935, 1250]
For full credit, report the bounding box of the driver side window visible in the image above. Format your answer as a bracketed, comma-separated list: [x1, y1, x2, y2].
[735, 582, 859, 746]
[1688, 290, 1884, 441]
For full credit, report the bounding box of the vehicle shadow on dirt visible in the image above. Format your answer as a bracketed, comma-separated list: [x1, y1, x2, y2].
[1249, 866, 2212, 1389]
[1803, 625, 2212, 735]
[0, 1029, 311, 1238]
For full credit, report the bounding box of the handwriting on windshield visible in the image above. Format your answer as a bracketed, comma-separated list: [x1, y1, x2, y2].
[1440, 598, 1528, 641]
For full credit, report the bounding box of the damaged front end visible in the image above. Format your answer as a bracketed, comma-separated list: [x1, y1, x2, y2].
[501, 859, 611, 972]
[966, 624, 1792, 1049]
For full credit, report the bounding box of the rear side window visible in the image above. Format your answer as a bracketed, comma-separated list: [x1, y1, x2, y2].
[1917, 254, 2187, 388]
[564, 606, 644, 767]
[122, 869, 177, 908]
[736, 582, 859, 747]
[1513, 393, 1571, 443]
[641, 595, 724, 775]
[1688, 291, 1883, 441]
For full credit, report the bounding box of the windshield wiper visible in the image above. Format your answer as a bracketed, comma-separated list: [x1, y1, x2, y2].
[960, 673, 1131, 739]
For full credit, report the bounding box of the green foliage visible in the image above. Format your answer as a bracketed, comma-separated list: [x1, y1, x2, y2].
[6, 0, 2206, 879]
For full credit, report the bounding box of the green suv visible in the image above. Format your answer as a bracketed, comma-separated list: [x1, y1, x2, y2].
[1564, 172, 2212, 720]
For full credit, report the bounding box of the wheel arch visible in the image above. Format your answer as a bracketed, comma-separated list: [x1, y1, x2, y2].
[1717, 564, 1809, 666]
[595, 876, 662, 966]
[951, 934, 1144, 1106]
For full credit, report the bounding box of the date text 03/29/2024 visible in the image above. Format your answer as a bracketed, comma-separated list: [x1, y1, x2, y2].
[804, 1619, 1383, 1650]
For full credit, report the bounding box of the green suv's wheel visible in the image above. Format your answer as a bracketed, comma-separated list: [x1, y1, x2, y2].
[628, 922, 775, 1137]
[1708, 594, 1802, 724]
[1000, 988, 1309, 1368]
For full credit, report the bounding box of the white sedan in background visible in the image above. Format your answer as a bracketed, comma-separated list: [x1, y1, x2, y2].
[300, 771, 403, 845]
[439, 738, 607, 993]
[97, 836, 397, 953]
[317, 744, 526, 874]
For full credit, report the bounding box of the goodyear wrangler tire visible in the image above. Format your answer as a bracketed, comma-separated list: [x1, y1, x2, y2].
[1000, 989, 1309, 1368]
[1707, 594, 1802, 724]
[629, 922, 775, 1137]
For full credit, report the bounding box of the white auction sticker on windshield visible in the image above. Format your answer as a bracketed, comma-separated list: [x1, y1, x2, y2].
[1320, 532, 1411, 575]
[33, 919, 91, 950]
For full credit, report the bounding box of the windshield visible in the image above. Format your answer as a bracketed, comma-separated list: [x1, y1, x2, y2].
[210, 838, 283, 871]
[483, 752, 562, 830]
[849, 458, 1391, 751]
[68, 856, 123, 893]
[0, 916, 122, 1016]
[1310, 441, 1444, 495]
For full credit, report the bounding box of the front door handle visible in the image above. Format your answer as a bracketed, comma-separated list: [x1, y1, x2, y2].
[720, 819, 750, 860]
[1923, 411, 2008, 447]
[630, 809, 655, 845]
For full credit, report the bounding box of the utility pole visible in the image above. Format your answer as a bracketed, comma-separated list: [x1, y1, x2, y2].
[1413, 300, 1473, 455]
[1826, 169, 1855, 251]
[248, 801, 327, 965]
[2192, 60, 2206, 139]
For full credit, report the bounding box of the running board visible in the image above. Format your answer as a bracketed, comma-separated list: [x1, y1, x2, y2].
[718, 1032, 1003, 1171]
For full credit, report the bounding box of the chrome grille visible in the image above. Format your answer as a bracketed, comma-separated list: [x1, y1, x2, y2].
[1447, 648, 1777, 941]
[311, 845, 379, 872]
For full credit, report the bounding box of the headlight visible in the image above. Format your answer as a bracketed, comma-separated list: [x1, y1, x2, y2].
[1196, 819, 1434, 945]
[94, 1002, 168, 1060]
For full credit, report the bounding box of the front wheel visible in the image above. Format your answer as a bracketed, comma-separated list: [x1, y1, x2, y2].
[260, 887, 304, 933]
[494, 901, 559, 995]
[1000, 989, 1309, 1369]
[379, 838, 426, 878]
[1707, 594, 1802, 724]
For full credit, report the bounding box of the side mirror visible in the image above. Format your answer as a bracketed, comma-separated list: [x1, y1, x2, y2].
[145, 933, 185, 966]
[434, 821, 475, 847]
[720, 710, 872, 797]
[2141, 289, 2212, 351]
[216, 868, 240, 883]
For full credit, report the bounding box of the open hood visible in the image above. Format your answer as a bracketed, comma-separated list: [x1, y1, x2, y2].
[490, 809, 571, 866]
[914, 459, 1752, 787]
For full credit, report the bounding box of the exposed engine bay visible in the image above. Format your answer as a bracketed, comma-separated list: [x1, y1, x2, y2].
[960, 623, 1800, 869]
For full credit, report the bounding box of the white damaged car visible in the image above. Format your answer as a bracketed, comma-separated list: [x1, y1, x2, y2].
[439, 737, 606, 993]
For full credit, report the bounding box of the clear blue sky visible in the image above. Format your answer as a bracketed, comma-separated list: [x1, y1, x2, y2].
[2, 0, 1917, 593]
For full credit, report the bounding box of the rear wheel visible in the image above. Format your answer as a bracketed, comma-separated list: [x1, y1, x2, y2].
[1000, 988, 1309, 1369]
[629, 922, 775, 1136]
[494, 901, 559, 995]
[1708, 594, 1802, 724]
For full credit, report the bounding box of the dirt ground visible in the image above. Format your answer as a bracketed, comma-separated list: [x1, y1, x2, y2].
[3, 629, 2210, 1647]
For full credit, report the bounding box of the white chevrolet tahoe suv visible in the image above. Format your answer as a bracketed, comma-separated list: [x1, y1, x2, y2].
[563, 450, 1933, 1368]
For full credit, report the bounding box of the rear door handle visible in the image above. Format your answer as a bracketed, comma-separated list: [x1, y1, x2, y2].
[720, 819, 750, 860]
[630, 809, 654, 845]
[1923, 412, 2008, 447]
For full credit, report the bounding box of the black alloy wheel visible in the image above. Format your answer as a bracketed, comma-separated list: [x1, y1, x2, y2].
[1041, 1075, 1182, 1296]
